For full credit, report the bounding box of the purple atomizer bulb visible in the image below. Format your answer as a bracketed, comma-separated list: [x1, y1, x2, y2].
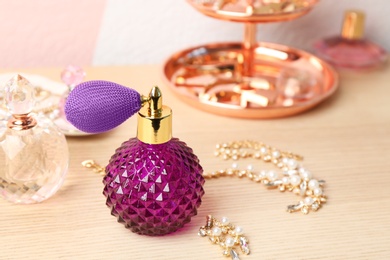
[65, 82, 205, 236]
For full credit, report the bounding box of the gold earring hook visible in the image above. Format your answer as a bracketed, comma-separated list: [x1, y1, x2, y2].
[81, 160, 106, 176]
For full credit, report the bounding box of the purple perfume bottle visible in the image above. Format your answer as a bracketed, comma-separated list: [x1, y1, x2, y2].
[314, 10, 387, 70]
[65, 82, 205, 235]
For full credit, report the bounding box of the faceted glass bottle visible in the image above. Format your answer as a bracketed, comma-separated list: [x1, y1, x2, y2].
[54, 65, 87, 135]
[314, 10, 387, 70]
[103, 87, 205, 236]
[59, 65, 86, 118]
[0, 75, 69, 204]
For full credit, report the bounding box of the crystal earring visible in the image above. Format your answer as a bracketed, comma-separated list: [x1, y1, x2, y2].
[198, 215, 250, 260]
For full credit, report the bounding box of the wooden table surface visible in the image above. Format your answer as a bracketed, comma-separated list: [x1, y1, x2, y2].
[1, 65, 389, 259]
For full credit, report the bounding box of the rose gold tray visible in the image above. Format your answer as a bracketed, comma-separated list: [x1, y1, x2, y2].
[163, 42, 338, 119]
[187, 0, 319, 23]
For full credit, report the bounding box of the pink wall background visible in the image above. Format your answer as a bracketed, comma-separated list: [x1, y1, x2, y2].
[0, 0, 388, 68]
[0, 0, 106, 68]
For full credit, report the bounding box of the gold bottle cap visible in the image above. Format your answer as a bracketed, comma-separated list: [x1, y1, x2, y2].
[341, 10, 365, 40]
[137, 86, 172, 144]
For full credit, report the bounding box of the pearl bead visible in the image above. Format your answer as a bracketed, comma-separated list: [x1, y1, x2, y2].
[259, 170, 267, 177]
[290, 175, 301, 186]
[235, 226, 244, 235]
[225, 236, 235, 247]
[304, 197, 314, 206]
[246, 164, 254, 171]
[286, 169, 297, 176]
[300, 170, 312, 180]
[231, 163, 239, 169]
[313, 187, 323, 196]
[220, 217, 229, 226]
[308, 179, 319, 190]
[212, 227, 222, 237]
[287, 159, 298, 169]
[272, 150, 281, 158]
[282, 176, 290, 185]
[267, 171, 278, 181]
[282, 158, 289, 164]
[260, 147, 267, 154]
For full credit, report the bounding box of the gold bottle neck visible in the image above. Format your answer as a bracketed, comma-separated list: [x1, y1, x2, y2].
[341, 10, 365, 40]
[7, 114, 37, 131]
[136, 86, 172, 144]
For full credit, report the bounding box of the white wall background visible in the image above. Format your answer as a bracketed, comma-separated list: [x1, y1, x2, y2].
[93, 0, 390, 65]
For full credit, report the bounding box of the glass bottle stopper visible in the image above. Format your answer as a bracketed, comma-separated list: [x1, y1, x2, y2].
[4, 74, 37, 130]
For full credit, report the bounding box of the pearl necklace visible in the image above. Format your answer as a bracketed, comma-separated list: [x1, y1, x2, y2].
[203, 141, 327, 214]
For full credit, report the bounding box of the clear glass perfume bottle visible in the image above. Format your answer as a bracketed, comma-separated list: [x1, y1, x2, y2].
[0, 75, 69, 204]
[59, 65, 86, 116]
[53, 65, 87, 135]
[313, 10, 387, 70]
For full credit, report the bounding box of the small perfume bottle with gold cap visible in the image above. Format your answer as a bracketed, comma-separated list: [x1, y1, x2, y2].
[314, 10, 387, 70]
[64, 81, 205, 236]
[0, 75, 69, 204]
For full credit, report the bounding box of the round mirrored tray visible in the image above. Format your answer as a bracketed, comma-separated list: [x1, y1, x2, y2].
[163, 42, 338, 118]
[163, 0, 337, 118]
